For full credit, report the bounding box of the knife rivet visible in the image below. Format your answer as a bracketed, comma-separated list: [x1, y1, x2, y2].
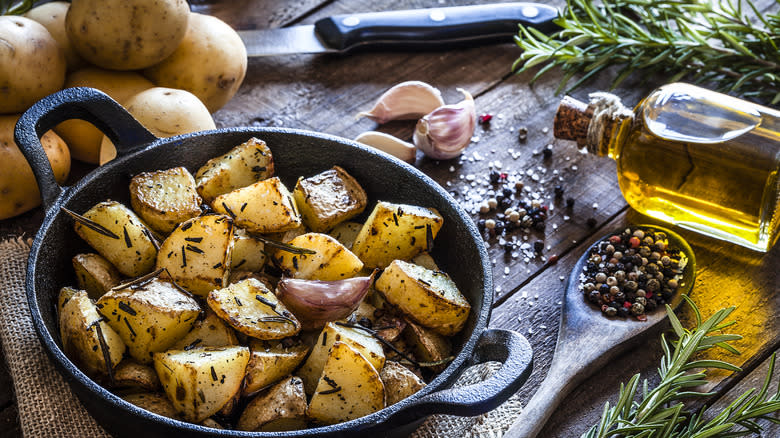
[342, 16, 361, 27]
[521, 6, 539, 18]
[429, 11, 446, 22]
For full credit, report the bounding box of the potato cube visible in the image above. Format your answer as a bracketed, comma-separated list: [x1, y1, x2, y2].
[97, 278, 201, 363]
[171, 309, 239, 350]
[154, 346, 250, 422]
[273, 232, 363, 281]
[237, 376, 308, 432]
[292, 166, 367, 232]
[156, 214, 234, 297]
[230, 228, 266, 272]
[328, 221, 362, 250]
[195, 137, 275, 204]
[72, 201, 158, 277]
[380, 361, 426, 405]
[213, 177, 301, 234]
[374, 260, 470, 336]
[72, 253, 121, 299]
[351, 202, 443, 269]
[207, 278, 301, 340]
[129, 166, 202, 234]
[243, 338, 309, 396]
[308, 342, 385, 424]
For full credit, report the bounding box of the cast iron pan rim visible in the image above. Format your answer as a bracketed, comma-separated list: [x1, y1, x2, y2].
[26, 126, 494, 436]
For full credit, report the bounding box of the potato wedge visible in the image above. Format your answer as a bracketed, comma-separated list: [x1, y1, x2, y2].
[156, 214, 234, 297]
[213, 177, 301, 234]
[351, 202, 443, 269]
[308, 342, 385, 424]
[122, 393, 179, 419]
[273, 233, 363, 281]
[207, 278, 301, 340]
[59, 290, 126, 379]
[411, 252, 440, 271]
[72, 253, 121, 299]
[113, 360, 161, 392]
[195, 137, 274, 204]
[129, 166, 202, 234]
[72, 201, 158, 277]
[97, 278, 201, 363]
[403, 321, 452, 373]
[243, 338, 309, 396]
[153, 346, 250, 423]
[57, 286, 80, 315]
[328, 221, 362, 250]
[237, 376, 308, 432]
[231, 228, 266, 272]
[380, 361, 426, 405]
[171, 309, 238, 350]
[298, 322, 385, 396]
[375, 260, 470, 336]
[292, 166, 367, 232]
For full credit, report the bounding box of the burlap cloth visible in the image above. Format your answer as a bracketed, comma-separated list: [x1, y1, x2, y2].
[0, 236, 523, 437]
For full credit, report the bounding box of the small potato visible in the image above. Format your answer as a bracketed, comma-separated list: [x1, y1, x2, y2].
[403, 321, 452, 373]
[292, 166, 367, 233]
[231, 229, 266, 272]
[213, 177, 301, 234]
[143, 12, 247, 113]
[237, 376, 308, 432]
[113, 360, 161, 392]
[0, 16, 66, 114]
[100, 88, 216, 164]
[24, 2, 85, 71]
[122, 393, 180, 419]
[243, 338, 309, 397]
[328, 221, 362, 250]
[72, 253, 121, 299]
[171, 309, 239, 350]
[66, 0, 189, 70]
[273, 233, 363, 281]
[129, 166, 202, 234]
[194, 137, 274, 204]
[380, 361, 426, 405]
[0, 115, 70, 220]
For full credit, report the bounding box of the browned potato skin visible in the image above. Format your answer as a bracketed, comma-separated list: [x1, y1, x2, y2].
[403, 321, 452, 373]
[113, 360, 161, 392]
[293, 166, 367, 233]
[129, 166, 202, 234]
[237, 376, 308, 432]
[72, 253, 121, 299]
[122, 393, 180, 419]
[171, 309, 239, 350]
[380, 361, 426, 405]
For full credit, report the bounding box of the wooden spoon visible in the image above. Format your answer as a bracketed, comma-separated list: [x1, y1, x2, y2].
[503, 225, 696, 438]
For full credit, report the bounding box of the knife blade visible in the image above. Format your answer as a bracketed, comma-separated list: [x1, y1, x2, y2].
[238, 2, 559, 57]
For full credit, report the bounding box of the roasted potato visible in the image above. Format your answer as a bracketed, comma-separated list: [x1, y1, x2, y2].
[195, 137, 274, 204]
[96, 278, 201, 363]
[380, 361, 426, 405]
[113, 360, 161, 392]
[213, 177, 301, 234]
[403, 321, 453, 373]
[273, 233, 364, 281]
[153, 346, 250, 423]
[351, 202, 443, 269]
[243, 338, 309, 396]
[72, 253, 121, 299]
[156, 214, 234, 297]
[237, 376, 308, 432]
[122, 393, 179, 419]
[57, 286, 79, 314]
[308, 341, 385, 424]
[129, 167, 202, 234]
[230, 229, 266, 272]
[375, 260, 470, 336]
[72, 201, 158, 277]
[171, 309, 239, 350]
[292, 166, 367, 233]
[328, 221, 363, 250]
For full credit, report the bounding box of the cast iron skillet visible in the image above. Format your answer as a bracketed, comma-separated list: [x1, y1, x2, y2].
[16, 87, 533, 438]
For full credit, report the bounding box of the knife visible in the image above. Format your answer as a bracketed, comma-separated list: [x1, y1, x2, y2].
[239, 2, 559, 57]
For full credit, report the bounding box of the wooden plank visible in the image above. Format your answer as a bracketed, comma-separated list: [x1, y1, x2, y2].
[188, 0, 328, 30]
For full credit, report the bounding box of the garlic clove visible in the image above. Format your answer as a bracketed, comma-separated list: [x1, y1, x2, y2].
[354, 131, 416, 164]
[356, 81, 445, 124]
[413, 88, 475, 160]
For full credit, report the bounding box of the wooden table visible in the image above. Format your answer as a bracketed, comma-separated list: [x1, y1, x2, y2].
[2, 0, 779, 436]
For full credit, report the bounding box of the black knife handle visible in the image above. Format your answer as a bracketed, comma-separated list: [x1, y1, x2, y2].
[314, 2, 559, 52]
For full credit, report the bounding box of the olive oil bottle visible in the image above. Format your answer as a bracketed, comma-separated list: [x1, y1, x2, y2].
[555, 82, 780, 252]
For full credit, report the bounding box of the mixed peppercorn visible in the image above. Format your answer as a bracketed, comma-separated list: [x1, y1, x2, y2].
[580, 226, 687, 321]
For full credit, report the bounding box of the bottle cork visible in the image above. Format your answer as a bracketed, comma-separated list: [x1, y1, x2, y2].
[553, 96, 592, 148]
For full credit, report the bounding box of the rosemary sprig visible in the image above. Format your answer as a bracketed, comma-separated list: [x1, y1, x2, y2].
[583, 295, 780, 438]
[514, 0, 780, 104]
[0, 0, 32, 15]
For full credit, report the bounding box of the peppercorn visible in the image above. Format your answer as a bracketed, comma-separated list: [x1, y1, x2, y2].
[494, 220, 505, 234]
[586, 217, 597, 228]
[500, 197, 513, 209]
[533, 222, 546, 231]
[631, 302, 645, 315]
[502, 186, 513, 198]
[477, 219, 486, 231]
[542, 148, 553, 159]
[478, 113, 493, 124]
[588, 290, 601, 303]
[517, 126, 528, 143]
[566, 198, 576, 209]
[502, 241, 514, 252]
[533, 241, 544, 253]
[605, 306, 618, 317]
[489, 170, 501, 184]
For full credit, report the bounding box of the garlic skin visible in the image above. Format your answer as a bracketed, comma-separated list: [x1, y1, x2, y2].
[354, 131, 416, 164]
[413, 88, 475, 160]
[357, 81, 445, 124]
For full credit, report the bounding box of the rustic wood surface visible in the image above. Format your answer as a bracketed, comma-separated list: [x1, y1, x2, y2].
[1, 0, 778, 436]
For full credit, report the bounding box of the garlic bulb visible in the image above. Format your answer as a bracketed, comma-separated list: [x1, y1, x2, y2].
[413, 88, 475, 160]
[354, 131, 416, 164]
[357, 81, 445, 124]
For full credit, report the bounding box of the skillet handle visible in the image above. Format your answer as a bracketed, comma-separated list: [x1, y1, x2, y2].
[14, 87, 156, 211]
[387, 329, 533, 423]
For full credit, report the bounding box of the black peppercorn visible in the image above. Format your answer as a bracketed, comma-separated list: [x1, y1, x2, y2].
[586, 217, 597, 228]
[534, 241, 544, 253]
[566, 197, 575, 208]
[502, 187, 513, 198]
[489, 170, 501, 184]
[477, 219, 486, 231]
[554, 185, 564, 198]
[542, 148, 553, 159]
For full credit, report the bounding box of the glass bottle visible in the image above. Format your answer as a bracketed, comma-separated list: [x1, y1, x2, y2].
[554, 82, 780, 252]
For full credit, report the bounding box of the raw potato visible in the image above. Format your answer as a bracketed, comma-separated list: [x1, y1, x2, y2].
[24, 2, 84, 71]
[237, 376, 308, 432]
[0, 16, 66, 113]
[273, 233, 364, 281]
[328, 221, 362, 250]
[0, 115, 70, 220]
[129, 166, 202, 234]
[308, 342, 385, 424]
[65, 0, 189, 70]
[122, 393, 180, 419]
[59, 290, 126, 379]
[113, 360, 161, 392]
[72, 253, 121, 299]
[153, 346, 250, 423]
[230, 229, 266, 272]
[73, 201, 158, 277]
[143, 12, 247, 113]
[96, 278, 201, 363]
[351, 201, 444, 269]
[100, 87, 216, 164]
[194, 137, 274, 204]
[156, 214, 234, 297]
[171, 309, 239, 350]
[54, 67, 154, 163]
[375, 260, 470, 336]
[207, 278, 301, 340]
[380, 361, 426, 405]
[243, 339, 309, 396]
[292, 166, 367, 233]
[213, 177, 301, 234]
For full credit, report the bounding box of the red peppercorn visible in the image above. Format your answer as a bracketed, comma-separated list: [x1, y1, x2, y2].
[548, 254, 559, 264]
[478, 113, 493, 124]
[609, 235, 622, 244]
[500, 172, 508, 180]
[623, 301, 632, 308]
[646, 291, 653, 298]
[629, 236, 641, 248]
[636, 314, 648, 321]
[541, 205, 549, 212]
